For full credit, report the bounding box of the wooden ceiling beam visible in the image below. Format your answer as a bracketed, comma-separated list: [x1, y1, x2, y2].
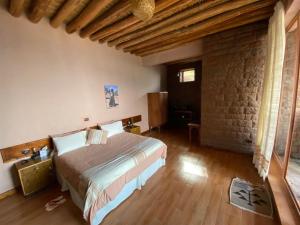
[103, 0, 205, 44]
[137, 20, 269, 56]
[134, 12, 267, 55]
[66, 0, 117, 33]
[117, 0, 265, 50]
[79, 1, 132, 38]
[123, 0, 275, 53]
[89, 15, 139, 40]
[107, 0, 229, 47]
[88, 0, 181, 41]
[4, 0, 275, 58]
[8, 0, 25, 17]
[28, 0, 52, 23]
[50, 0, 82, 28]
[135, 10, 272, 56]
[113, 1, 233, 49]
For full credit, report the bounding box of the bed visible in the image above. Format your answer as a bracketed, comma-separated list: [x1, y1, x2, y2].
[54, 131, 167, 225]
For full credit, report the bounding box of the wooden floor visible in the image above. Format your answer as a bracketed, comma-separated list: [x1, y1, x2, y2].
[0, 128, 280, 225]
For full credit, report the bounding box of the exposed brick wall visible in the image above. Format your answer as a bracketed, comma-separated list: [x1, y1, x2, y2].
[200, 22, 268, 154]
[275, 31, 297, 158]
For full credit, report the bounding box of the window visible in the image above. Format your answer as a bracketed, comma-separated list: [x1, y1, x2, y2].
[273, 14, 300, 212]
[178, 68, 195, 82]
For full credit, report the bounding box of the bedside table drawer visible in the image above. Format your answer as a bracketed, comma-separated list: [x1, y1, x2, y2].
[18, 159, 53, 196]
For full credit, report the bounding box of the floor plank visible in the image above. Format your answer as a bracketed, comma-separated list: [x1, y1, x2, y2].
[0, 128, 280, 225]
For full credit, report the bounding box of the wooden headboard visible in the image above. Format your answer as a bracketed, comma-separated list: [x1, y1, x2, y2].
[0, 138, 52, 163]
[0, 115, 142, 163]
[122, 115, 142, 126]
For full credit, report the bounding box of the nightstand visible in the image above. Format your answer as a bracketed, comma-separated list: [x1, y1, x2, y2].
[125, 125, 141, 135]
[15, 157, 54, 196]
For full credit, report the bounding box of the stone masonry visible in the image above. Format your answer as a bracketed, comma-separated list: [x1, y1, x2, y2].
[201, 21, 268, 154]
[275, 31, 297, 158]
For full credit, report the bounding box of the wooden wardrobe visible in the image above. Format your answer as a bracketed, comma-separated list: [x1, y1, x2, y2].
[147, 92, 168, 131]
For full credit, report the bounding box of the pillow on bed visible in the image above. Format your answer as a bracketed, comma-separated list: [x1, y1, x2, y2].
[86, 129, 108, 145]
[53, 130, 87, 156]
[99, 120, 124, 138]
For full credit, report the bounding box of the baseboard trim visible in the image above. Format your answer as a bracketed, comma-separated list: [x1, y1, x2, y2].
[0, 188, 16, 200]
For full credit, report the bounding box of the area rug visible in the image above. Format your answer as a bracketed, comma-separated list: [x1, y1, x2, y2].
[229, 177, 273, 218]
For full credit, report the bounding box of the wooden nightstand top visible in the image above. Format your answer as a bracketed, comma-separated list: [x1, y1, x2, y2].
[15, 157, 52, 171]
[125, 125, 139, 129]
[125, 125, 141, 135]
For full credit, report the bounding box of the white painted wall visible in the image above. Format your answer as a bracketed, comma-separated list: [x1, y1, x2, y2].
[142, 40, 204, 66]
[0, 8, 164, 194]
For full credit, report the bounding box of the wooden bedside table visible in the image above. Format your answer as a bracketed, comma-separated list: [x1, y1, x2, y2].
[125, 125, 141, 135]
[15, 157, 54, 196]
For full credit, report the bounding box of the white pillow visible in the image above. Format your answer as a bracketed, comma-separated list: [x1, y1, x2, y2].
[53, 130, 87, 156]
[100, 121, 124, 138]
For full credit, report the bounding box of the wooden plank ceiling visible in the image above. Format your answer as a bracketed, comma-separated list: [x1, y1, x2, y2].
[7, 0, 276, 57]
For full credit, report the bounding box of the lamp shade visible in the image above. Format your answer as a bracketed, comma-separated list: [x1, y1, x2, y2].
[131, 0, 155, 21]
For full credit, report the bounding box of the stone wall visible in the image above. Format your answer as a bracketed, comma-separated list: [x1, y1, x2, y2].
[291, 90, 300, 159]
[201, 22, 268, 154]
[275, 31, 297, 158]
[291, 32, 300, 159]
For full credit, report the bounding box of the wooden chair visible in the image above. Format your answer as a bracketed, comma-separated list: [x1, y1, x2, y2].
[188, 123, 200, 144]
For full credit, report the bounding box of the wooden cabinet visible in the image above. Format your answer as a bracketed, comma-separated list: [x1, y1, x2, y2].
[147, 92, 168, 131]
[15, 157, 54, 196]
[125, 125, 141, 135]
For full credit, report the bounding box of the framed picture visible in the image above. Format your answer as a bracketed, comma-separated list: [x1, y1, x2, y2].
[104, 85, 119, 108]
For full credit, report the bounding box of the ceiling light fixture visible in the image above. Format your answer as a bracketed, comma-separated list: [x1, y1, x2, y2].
[131, 0, 155, 21]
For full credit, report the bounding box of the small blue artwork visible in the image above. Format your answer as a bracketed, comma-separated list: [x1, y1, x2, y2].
[104, 85, 119, 108]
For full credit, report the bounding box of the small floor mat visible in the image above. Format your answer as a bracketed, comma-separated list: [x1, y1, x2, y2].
[45, 195, 66, 212]
[229, 177, 273, 218]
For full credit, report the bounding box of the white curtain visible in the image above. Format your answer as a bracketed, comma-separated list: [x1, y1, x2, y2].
[253, 1, 286, 179]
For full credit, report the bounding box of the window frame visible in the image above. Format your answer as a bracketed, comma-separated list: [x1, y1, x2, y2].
[178, 68, 196, 83]
[273, 12, 300, 214]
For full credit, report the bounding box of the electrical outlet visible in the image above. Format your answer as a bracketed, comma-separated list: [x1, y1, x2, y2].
[83, 117, 90, 122]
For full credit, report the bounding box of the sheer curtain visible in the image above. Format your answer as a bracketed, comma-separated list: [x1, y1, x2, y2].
[253, 1, 286, 179]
